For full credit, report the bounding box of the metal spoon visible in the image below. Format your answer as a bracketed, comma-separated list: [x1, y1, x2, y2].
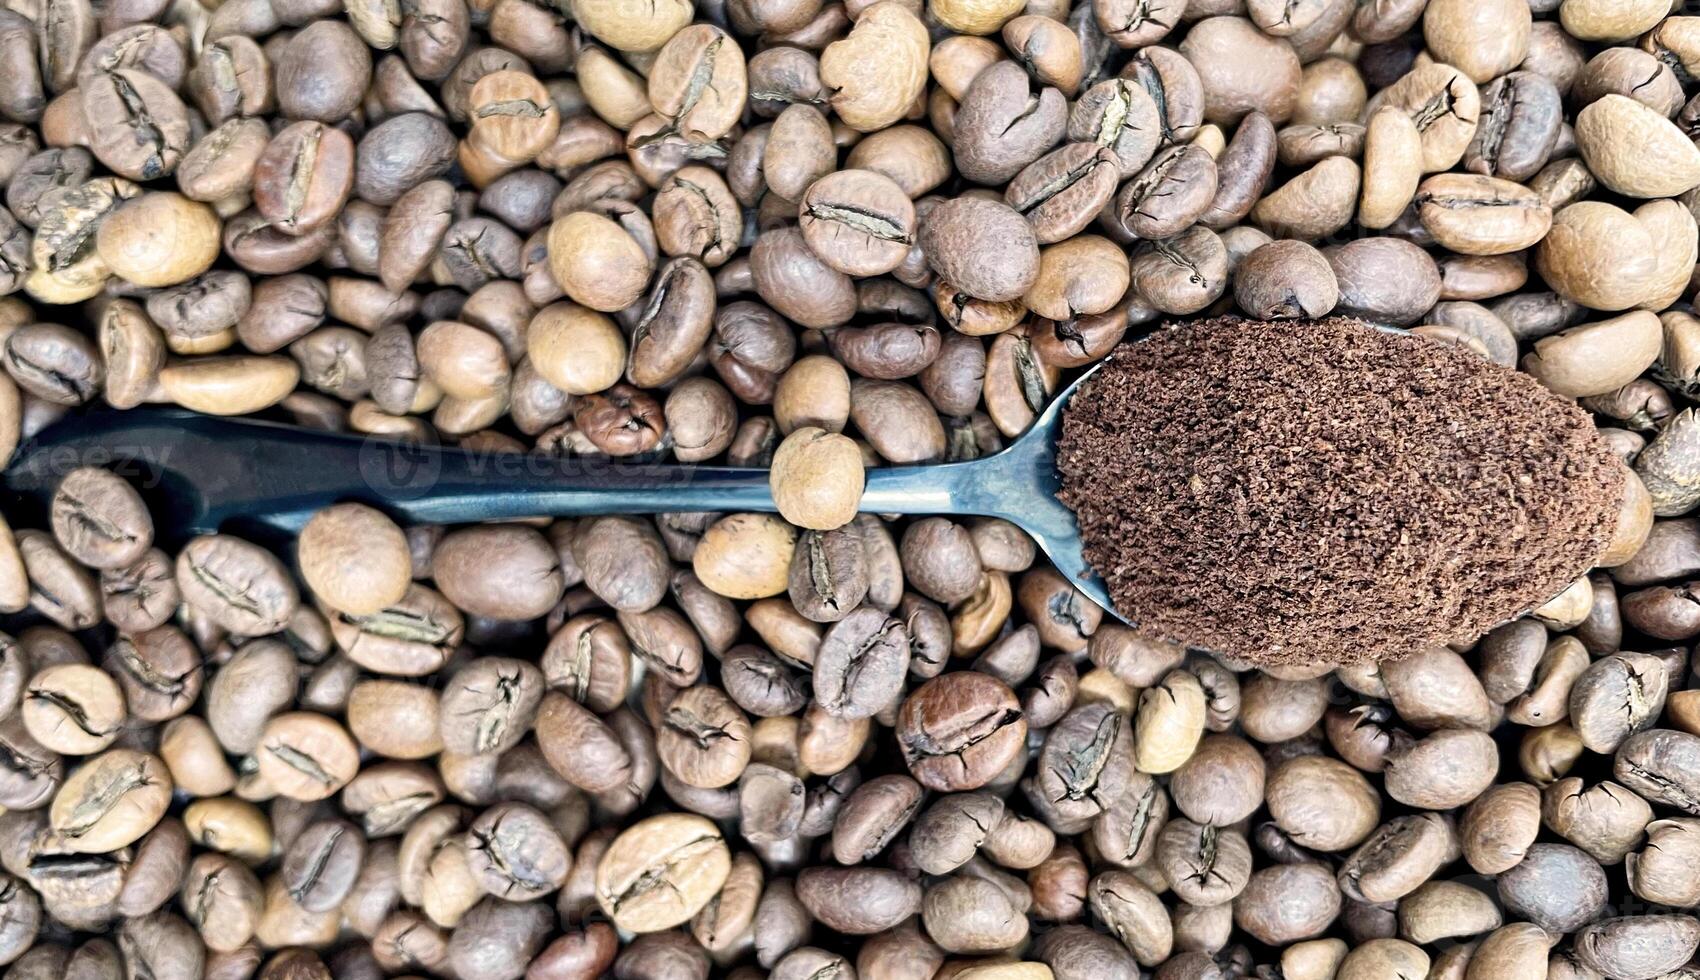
[1, 363, 1119, 618]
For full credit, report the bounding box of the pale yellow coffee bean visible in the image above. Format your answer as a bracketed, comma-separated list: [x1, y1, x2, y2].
[1520, 310, 1662, 398]
[749, 716, 803, 774]
[50, 748, 174, 853]
[526, 302, 627, 395]
[0, 372, 19, 470]
[23, 663, 125, 755]
[255, 712, 360, 801]
[297, 503, 411, 616]
[1422, 0, 1530, 84]
[1466, 923, 1551, 980]
[1635, 199, 1698, 313]
[951, 963, 1055, 980]
[951, 570, 1012, 658]
[1191, 124, 1226, 158]
[1074, 667, 1136, 714]
[1531, 574, 1593, 630]
[928, 0, 1019, 35]
[569, 0, 692, 52]
[1598, 467, 1651, 569]
[774, 355, 852, 435]
[547, 211, 653, 313]
[1373, 62, 1481, 173]
[930, 36, 1003, 101]
[822, 2, 931, 130]
[1294, 58, 1366, 126]
[1535, 201, 1659, 311]
[0, 513, 27, 613]
[1559, 0, 1667, 42]
[415, 320, 512, 401]
[422, 837, 484, 928]
[347, 679, 444, 759]
[1359, 108, 1429, 227]
[1397, 880, 1503, 944]
[183, 796, 274, 865]
[161, 715, 238, 797]
[770, 427, 865, 531]
[1414, 174, 1551, 256]
[349, 401, 435, 440]
[1576, 94, 1700, 199]
[1337, 939, 1429, 980]
[575, 47, 653, 128]
[95, 192, 221, 287]
[24, 265, 105, 304]
[1283, 939, 1349, 980]
[255, 874, 341, 948]
[1133, 668, 1206, 773]
[166, 329, 236, 356]
[345, 0, 401, 46]
[799, 705, 871, 777]
[1250, 156, 1359, 241]
[692, 513, 798, 599]
[596, 813, 731, 932]
[159, 356, 300, 415]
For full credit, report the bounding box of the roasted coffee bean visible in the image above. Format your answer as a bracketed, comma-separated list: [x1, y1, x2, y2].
[897, 671, 1026, 792]
[595, 814, 730, 933]
[812, 606, 908, 719]
[279, 819, 365, 913]
[253, 122, 355, 237]
[80, 70, 188, 181]
[175, 534, 298, 635]
[1616, 729, 1700, 814]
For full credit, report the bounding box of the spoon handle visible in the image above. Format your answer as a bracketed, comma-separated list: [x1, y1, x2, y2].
[337, 450, 993, 531]
[3, 409, 991, 535]
[262, 437, 1005, 530]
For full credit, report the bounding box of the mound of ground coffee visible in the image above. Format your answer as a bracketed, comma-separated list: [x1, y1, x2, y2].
[1057, 317, 1626, 666]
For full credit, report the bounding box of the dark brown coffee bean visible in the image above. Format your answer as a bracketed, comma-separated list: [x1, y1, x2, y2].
[280, 819, 365, 912]
[187, 36, 271, 126]
[1110, 143, 1218, 240]
[1616, 729, 1700, 815]
[80, 69, 188, 181]
[48, 467, 150, 570]
[1234, 239, 1338, 320]
[793, 866, 921, 935]
[953, 61, 1067, 186]
[812, 606, 908, 719]
[798, 169, 915, 277]
[897, 670, 1026, 792]
[1326, 236, 1442, 325]
[1576, 915, 1700, 980]
[1200, 110, 1277, 230]
[918, 196, 1040, 304]
[1466, 70, 1562, 182]
[274, 21, 371, 123]
[253, 122, 355, 236]
[1006, 142, 1121, 245]
[356, 112, 457, 206]
[628, 257, 715, 389]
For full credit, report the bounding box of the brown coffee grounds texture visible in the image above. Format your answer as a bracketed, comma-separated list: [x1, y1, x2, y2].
[1056, 316, 1626, 667]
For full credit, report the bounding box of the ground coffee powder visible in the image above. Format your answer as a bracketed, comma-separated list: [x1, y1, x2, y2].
[1057, 317, 1627, 666]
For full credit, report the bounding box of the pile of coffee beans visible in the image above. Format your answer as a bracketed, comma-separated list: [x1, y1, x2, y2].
[1058, 316, 1630, 666]
[6, 0, 1700, 973]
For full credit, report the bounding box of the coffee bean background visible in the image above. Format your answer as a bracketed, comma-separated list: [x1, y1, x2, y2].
[0, 0, 1697, 976]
